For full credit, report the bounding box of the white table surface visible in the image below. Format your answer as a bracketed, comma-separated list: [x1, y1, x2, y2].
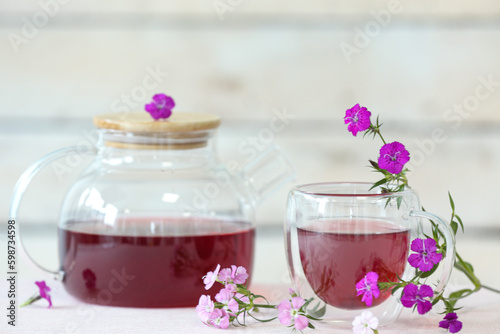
[3, 280, 500, 334]
[2, 226, 500, 334]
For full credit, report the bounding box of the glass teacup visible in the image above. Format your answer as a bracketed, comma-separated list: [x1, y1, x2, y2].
[285, 182, 456, 325]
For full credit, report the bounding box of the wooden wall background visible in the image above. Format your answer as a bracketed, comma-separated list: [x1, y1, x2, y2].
[1, 1, 500, 231]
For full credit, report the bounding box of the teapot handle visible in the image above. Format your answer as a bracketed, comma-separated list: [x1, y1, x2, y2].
[9, 145, 95, 281]
[409, 210, 457, 295]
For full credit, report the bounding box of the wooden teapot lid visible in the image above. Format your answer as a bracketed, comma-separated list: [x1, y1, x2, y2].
[93, 112, 220, 150]
[93, 112, 221, 132]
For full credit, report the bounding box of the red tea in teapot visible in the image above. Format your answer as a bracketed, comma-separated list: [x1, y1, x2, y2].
[297, 219, 410, 309]
[59, 217, 254, 308]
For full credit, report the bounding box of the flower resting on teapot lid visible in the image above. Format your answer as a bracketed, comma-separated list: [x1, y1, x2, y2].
[144, 93, 175, 120]
[93, 93, 220, 149]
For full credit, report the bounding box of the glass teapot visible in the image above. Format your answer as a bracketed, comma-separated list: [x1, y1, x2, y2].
[10, 111, 294, 308]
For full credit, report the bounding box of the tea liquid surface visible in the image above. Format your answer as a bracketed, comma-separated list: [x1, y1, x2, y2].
[297, 219, 410, 309]
[59, 217, 254, 307]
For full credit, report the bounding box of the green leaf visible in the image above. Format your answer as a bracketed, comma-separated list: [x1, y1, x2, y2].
[420, 262, 440, 279]
[397, 196, 403, 209]
[431, 297, 441, 306]
[370, 178, 389, 190]
[455, 214, 465, 233]
[450, 221, 458, 235]
[448, 192, 455, 212]
[463, 261, 474, 273]
[307, 302, 326, 319]
[448, 288, 472, 300]
[390, 285, 402, 295]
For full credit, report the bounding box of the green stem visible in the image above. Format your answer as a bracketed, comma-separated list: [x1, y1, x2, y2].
[481, 284, 500, 294]
[376, 129, 387, 145]
[20, 295, 41, 307]
[253, 304, 278, 309]
[454, 252, 481, 290]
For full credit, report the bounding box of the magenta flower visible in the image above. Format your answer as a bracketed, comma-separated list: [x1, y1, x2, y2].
[377, 141, 410, 174]
[196, 295, 215, 323]
[344, 103, 372, 136]
[356, 272, 380, 307]
[144, 93, 175, 120]
[35, 281, 52, 308]
[401, 283, 433, 315]
[439, 312, 463, 333]
[231, 265, 249, 285]
[203, 264, 220, 290]
[277, 297, 309, 331]
[408, 238, 443, 272]
[208, 308, 230, 329]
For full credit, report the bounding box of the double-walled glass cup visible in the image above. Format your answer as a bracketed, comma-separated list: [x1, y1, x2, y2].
[285, 182, 456, 325]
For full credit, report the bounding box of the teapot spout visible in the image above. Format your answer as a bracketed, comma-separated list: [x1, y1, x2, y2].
[238, 145, 295, 206]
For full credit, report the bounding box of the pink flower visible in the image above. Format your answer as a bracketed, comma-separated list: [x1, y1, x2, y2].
[227, 298, 240, 315]
[401, 283, 433, 315]
[277, 297, 309, 331]
[225, 284, 237, 294]
[215, 288, 234, 304]
[344, 104, 372, 136]
[231, 265, 249, 285]
[356, 272, 380, 307]
[35, 281, 52, 308]
[439, 312, 463, 333]
[196, 295, 214, 323]
[209, 308, 230, 329]
[144, 93, 175, 120]
[227, 293, 249, 315]
[203, 264, 220, 290]
[352, 310, 379, 334]
[408, 238, 443, 272]
[377, 141, 410, 174]
[218, 268, 232, 283]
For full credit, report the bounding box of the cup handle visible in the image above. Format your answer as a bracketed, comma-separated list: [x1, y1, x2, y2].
[9, 145, 95, 281]
[409, 210, 456, 295]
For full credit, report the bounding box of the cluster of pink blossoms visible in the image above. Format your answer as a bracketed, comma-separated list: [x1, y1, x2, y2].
[197, 265, 321, 331]
[196, 264, 250, 329]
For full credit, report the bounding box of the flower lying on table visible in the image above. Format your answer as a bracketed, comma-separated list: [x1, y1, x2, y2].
[20, 281, 52, 308]
[345, 103, 500, 333]
[197, 265, 325, 331]
[352, 310, 379, 334]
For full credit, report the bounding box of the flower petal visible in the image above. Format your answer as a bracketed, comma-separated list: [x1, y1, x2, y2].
[410, 238, 424, 253]
[291, 296, 306, 311]
[417, 299, 432, 315]
[419, 284, 434, 299]
[401, 284, 418, 308]
[294, 315, 309, 331]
